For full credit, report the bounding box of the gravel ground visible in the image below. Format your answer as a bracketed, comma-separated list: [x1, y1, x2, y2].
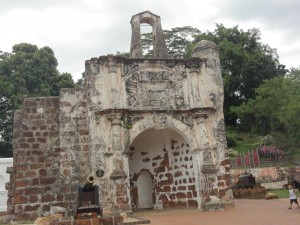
[129, 198, 300, 225]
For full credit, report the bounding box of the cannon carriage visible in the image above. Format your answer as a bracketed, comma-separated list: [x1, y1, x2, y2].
[236, 173, 256, 189]
[73, 175, 102, 219]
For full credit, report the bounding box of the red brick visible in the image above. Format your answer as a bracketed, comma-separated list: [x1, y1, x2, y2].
[41, 194, 56, 202]
[14, 189, 24, 196]
[32, 178, 40, 186]
[25, 187, 42, 195]
[43, 204, 50, 212]
[76, 218, 94, 225]
[163, 186, 171, 192]
[38, 156, 46, 163]
[27, 137, 35, 142]
[37, 137, 47, 143]
[17, 164, 27, 171]
[40, 177, 56, 185]
[16, 179, 30, 188]
[24, 204, 40, 212]
[221, 159, 230, 166]
[177, 201, 187, 207]
[57, 194, 64, 202]
[40, 125, 48, 130]
[14, 213, 30, 221]
[176, 192, 186, 199]
[14, 196, 28, 204]
[39, 169, 47, 176]
[178, 186, 186, 191]
[32, 143, 40, 149]
[25, 170, 37, 178]
[30, 163, 44, 169]
[22, 131, 34, 137]
[222, 174, 230, 180]
[154, 165, 165, 174]
[79, 129, 89, 135]
[188, 185, 196, 191]
[29, 195, 38, 203]
[174, 171, 183, 177]
[165, 173, 173, 181]
[153, 155, 162, 160]
[19, 143, 30, 148]
[32, 150, 43, 155]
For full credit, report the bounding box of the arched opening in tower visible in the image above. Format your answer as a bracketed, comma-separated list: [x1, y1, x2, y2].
[129, 127, 198, 210]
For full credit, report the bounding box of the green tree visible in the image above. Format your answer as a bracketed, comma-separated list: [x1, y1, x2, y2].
[233, 68, 300, 147]
[141, 26, 201, 58]
[191, 24, 287, 126]
[0, 43, 75, 155]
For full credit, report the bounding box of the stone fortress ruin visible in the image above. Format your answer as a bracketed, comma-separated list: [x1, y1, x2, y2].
[6, 11, 234, 221]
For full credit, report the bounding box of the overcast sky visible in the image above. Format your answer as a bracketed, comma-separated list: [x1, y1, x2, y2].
[1, 0, 299, 81]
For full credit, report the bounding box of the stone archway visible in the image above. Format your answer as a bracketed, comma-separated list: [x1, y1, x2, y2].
[129, 126, 199, 210]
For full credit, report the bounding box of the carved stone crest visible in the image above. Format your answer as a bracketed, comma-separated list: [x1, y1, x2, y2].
[125, 68, 185, 109]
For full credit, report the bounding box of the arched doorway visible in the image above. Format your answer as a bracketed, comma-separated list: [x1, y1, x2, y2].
[129, 127, 198, 210]
[137, 171, 153, 209]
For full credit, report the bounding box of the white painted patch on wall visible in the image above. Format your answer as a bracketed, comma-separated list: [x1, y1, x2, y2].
[0, 158, 13, 211]
[137, 171, 153, 209]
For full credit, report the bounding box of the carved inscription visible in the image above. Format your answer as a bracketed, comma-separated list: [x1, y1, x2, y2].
[125, 69, 185, 109]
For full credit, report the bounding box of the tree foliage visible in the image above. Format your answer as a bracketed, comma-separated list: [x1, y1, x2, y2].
[232, 68, 300, 147]
[191, 24, 287, 126]
[0, 43, 75, 153]
[141, 26, 201, 59]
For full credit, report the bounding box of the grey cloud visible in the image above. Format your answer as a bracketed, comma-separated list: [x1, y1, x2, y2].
[0, 0, 86, 13]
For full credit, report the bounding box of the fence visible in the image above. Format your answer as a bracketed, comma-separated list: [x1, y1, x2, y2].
[230, 149, 289, 169]
[259, 180, 288, 190]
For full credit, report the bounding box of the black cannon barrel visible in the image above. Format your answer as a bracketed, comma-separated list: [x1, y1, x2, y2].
[81, 174, 95, 191]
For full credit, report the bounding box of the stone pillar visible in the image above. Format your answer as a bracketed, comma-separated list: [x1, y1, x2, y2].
[152, 16, 169, 59]
[130, 16, 143, 58]
[193, 113, 221, 209]
[109, 114, 125, 177]
[108, 113, 129, 211]
[130, 11, 169, 59]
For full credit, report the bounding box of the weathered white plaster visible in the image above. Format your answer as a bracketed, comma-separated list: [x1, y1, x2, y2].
[0, 158, 12, 212]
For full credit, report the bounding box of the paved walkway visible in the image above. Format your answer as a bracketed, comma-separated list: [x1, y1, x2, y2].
[130, 199, 300, 225]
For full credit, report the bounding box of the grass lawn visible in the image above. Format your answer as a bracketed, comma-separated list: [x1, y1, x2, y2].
[232, 133, 261, 154]
[267, 189, 300, 199]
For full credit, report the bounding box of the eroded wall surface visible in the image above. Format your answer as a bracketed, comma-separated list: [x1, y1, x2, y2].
[7, 11, 233, 221]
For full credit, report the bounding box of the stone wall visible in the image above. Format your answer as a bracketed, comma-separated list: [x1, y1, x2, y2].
[6, 97, 75, 221]
[129, 128, 197, 209]
[6, 11, 233, 221]
[231, 166, 300, 189]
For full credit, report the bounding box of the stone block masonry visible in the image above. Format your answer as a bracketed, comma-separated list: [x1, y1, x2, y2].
[6, 11, 234, 222]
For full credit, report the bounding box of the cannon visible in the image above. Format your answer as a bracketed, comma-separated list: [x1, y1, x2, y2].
[236, 173, 256, 189]
[82, 174, 96, 191]
[74, 175, 102, 219]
